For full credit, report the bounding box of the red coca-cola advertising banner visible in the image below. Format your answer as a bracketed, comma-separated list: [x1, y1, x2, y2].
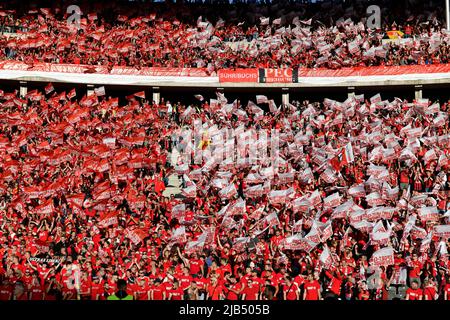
[218, 68, 258, 83]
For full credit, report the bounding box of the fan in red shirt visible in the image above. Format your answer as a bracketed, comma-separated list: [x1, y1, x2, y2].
[408, 253, 423, 286]
[206, 277, 225, 300]
[151, 279, 164, 300]
[270, 230, 284, 249]
[12, 282, 28, 300]
[21, 269, 34, 288]
[0, 280, 13, 300]
[133, 277, 151, 300]
[167, 281, 184, 300]
[217, 259, 232, 280]
[324, 270, 343, 297]
[79, 272, 92, 300]
[28, 275, 45, 300]
[405, 281, 423, 300]
[422, 279, 438, 300]
[177, 267, 193, 291]
[249, 269, 264, 289]
[90, 277, 104, 300]
[444, 282, 450, 300]
[224, 275, 242, 300]
[303, 274, 322, 300]
[262, 269, 279, 297]
[283, 277, 300, 300]
[357, 281, 370, 300]
[241, 278, 260, 300]
[102, 282, 115, 300]
[187, 253, 204, 277]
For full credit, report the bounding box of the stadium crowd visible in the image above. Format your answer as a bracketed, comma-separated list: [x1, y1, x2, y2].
[0, 0, 449, 71]
[0, 85, 449, 300]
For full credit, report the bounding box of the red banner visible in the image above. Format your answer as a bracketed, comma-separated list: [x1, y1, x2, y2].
[2, 60, 450, 81]
[297, 64, 450, 77]
[110, 66, 209, 77]
[0, 61, 209, 77]
[218, 69, 258, 83]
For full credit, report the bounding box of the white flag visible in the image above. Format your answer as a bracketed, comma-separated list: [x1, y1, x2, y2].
[194, 94, 204, 101]
[94, 86, 105, 97]
[256, 95, 269, 104]
[320, 246, 333, 268]
[260, 17, 270, 25]
[370, 247, 394, 267]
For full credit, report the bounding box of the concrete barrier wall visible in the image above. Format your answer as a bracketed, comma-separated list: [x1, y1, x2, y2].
[1, 69, 450, 89]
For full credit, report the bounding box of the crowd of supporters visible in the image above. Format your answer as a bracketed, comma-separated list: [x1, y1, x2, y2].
[0, 84, 449, 300]
[0, 0, 449, 302]
[0, 0, 449, 71]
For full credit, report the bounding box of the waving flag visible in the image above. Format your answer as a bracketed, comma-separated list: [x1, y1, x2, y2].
[348, 40, 360, 54]
[319, 222, 333, 242]
[423, 149, 437, 164]
[182, 185, 197, 198]
[283, 235, 317, 252]
[134, 91, 146, 99]
[260, 17, 270, 25]
[233, 237, 250, 252]
[332, 199, 353, 220]
[219, 183, 237, 199]
[256, 95, 269, 104]
[341, 142, 354, 165]
[98, 211, 118, 228]
[66, 194, 85, 207]
[194, 94, 204, 101]
[67, 88, 76, 100]
[348, 184, 366, 198]
[320, 246, 333, 269]
[420, 233, 432, 253]
[320, 168, 337, 184]
[94, 86, 106, 97]
[229, 198, 246, 216]
[304, 223, 321, 244]
[185, 232, 207, 255]
[300, 18, 312, 25]
[433, 225, 450, 238]
[172, 204, 186, 219]
[370, 224, 391, 246]
[366, 192, 384, 207]
[268, 188, 294, 204]
[171, 226, 187, 243]
[125, 227, 148, 245]
[34, 199, 54, 216]
[370, 93, 382, 104]
[308, 190, 322, 207]
[323, 192, 342, 208]
[268, 100, 279, 114]
[293, 196, 310, 213]
[265, 211, 280, 227]
[45, 83, 54, 95]
[418, 207, 440, 222]
[370, 247, 394, 267]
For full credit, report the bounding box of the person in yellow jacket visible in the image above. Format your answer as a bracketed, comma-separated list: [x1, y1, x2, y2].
[387, 23, 404, 39]
[107, 279, 134, 300]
